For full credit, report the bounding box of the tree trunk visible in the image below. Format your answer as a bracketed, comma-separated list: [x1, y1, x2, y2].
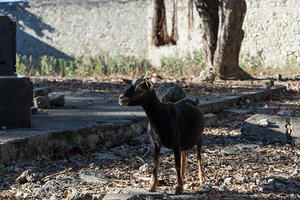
[170, 0, 179, 44]
[196, 0, 253, 81]
[152, 0, 171, 46]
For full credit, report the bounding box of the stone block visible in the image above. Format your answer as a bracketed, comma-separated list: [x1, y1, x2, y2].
[0, 16, 16, 74]
[0, 76, 33, 128]
[33, 87, 52, 97]
[50, 94, 65, 107]
[204, 113, 218, 126]
[34, 96, 52, 109]
[156, 82, 186, 103]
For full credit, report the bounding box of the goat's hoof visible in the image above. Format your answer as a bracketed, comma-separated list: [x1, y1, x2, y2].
[200, 177, 206, 184]
[175, 186, 183, 195]
[149, 186, 156, 192]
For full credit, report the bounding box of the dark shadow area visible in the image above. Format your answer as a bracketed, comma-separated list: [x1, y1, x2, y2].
[0, 2, 72, 60]
[18, 30, 72, 60]
[0, 2, 54, 37]
[240, 117, 298, 147]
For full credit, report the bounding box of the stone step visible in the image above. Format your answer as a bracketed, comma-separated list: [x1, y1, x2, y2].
[0, 85, 286, 166]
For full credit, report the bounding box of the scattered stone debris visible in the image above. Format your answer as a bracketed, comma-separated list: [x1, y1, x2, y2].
[222, 146, 239, 155]
[34, 96, 52, 109]
[79, 169, 109, 185]
[94, 152, 118, 161]
[226, 109, 250, 114]
[33, 88, 65, 110]
[33, 87, 52, 97]
[156, 82, 186, 103]
[234, 173, 246, 183]
[257, 118, 269, 127]
[204, 113, 218, 126]
[224, 176, 233, 185]
[139, 163, 151, 173]
[50, 94, 65, 107]
[65, 189, 93, 200]
[1, 128, 297, 200]
[15, 169, 36, 184]
[277, 110, 292, 116]
[254, 107, 275, 115]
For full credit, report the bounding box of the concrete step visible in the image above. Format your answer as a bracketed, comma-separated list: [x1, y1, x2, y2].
[0, 85, 286, 166]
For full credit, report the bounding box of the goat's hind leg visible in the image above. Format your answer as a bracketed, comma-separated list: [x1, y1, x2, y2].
[150, 144, 160, 192]
[196, 144, 206, 183]
[174, 147, 183, 194]
[181, 151, 186, 180]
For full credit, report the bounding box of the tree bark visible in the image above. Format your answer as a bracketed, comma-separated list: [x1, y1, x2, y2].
[195, 0, 219, 81]
[170, 0, 179, 44]
[196, 0, 253, 81]
[152, 0, 171, 46]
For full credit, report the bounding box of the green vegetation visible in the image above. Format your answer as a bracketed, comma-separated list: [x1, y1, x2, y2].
[160, 50, 206, 76]
[240, 54, 300, 77]
[239, 54, 263, 73]
[16, 52, 298, 78]
[16, 51, 206, 78]
[16, 54, 152, 78]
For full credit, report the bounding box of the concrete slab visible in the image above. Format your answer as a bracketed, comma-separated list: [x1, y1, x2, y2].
[0, 76, 33, 129]
[241, 114, 300, 145]
[0, 85, 286, 166]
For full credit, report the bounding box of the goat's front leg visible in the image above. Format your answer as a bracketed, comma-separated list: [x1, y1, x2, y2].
[174, 147, 183, 194]
[150, 143, 160, 192]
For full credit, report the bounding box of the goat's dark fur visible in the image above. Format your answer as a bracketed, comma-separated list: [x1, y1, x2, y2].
[119, 77, 205, 194]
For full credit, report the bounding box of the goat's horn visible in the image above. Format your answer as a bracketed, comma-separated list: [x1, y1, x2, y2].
[145, 79, 153, 90]
[145, 74, 152, 80]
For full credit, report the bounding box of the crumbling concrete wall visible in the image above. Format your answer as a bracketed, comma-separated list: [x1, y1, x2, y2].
[0, 0, 299, 67]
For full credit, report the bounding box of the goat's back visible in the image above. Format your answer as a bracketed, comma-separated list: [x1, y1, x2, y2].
[174, 98, 204, 149]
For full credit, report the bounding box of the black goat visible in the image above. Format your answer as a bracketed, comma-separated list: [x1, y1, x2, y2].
[119, 76, 205, 194]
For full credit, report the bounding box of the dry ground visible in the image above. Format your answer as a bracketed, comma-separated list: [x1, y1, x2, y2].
[0, 77, 299, 199]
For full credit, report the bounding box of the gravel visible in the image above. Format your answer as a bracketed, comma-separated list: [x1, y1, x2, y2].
[0, 77, 299, 199]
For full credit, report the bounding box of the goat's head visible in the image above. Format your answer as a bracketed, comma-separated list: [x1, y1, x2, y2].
[119, 76, 153, 106]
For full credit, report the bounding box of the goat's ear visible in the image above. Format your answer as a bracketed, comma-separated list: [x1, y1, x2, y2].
[122, 78, 131, 85]
[145, 80, 153, 90]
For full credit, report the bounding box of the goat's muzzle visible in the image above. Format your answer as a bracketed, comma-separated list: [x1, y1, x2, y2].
[119, 94, 130, 106]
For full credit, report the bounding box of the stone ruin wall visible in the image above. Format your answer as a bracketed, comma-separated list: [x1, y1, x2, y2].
[0, 0, 299, 68]
[243, 0, 300, 68]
